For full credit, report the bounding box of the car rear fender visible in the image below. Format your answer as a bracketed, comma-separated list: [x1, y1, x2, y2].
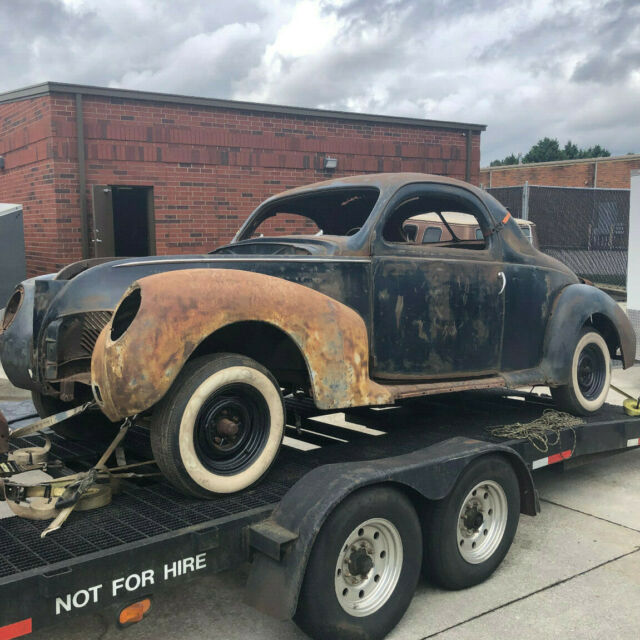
[542, 283, 635, 384]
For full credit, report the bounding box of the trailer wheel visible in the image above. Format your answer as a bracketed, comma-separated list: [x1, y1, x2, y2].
[31, 391, 118, 440]
[295, 486, 421, 640]
[423, 455, 519, 590]
[551, 329, 611, 416]
[150, 353, 284, 498]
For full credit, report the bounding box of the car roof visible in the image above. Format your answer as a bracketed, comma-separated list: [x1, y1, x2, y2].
[261, 172, 488, 202]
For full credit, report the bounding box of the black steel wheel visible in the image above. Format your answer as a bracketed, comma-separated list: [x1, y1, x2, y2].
[150, 353, 284, 497]
[192, 382, 271, 476]
[294, 486, 422, 640]
[552, 329, 611, 416]
[422, 454, 520, 590]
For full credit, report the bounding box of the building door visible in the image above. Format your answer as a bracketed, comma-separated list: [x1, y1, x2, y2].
[91, 185, 155, 257]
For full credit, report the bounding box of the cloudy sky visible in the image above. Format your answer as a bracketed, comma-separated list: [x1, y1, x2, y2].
[1, 0, 638, 164]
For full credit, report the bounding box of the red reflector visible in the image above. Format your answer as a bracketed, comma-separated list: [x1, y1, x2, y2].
[548, 450, 572, 465]
[119, 599, 151, 626]
[502, 212, 511, 224]
[0, 618, 32, 640]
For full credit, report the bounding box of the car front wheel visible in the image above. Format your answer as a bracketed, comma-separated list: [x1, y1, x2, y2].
[551, 329, 611, 416]
[150, 353, 285, 498]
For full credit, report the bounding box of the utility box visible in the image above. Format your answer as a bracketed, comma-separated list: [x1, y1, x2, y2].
[0, 203, 26, 307]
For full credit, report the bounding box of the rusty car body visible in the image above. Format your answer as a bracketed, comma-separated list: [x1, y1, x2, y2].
[1, 173, 635, 495]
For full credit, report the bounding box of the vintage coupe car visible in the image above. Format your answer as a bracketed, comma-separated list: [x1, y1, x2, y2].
[1, 173, 635, 497]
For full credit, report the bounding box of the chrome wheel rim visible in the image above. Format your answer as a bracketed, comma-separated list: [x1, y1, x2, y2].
[334, 518, 403, 617]
[457, 480, 508, 564]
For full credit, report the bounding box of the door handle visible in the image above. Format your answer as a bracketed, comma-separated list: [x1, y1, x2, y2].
[497, 271, 506, 295]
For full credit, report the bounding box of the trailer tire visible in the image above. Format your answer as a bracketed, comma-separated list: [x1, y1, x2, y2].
[551, 329, 611, 416]
[294, 486, 421, 640]
[31, 391, 118, 441]
[150, 353, 284, 498]
[423, 454, 519, 590]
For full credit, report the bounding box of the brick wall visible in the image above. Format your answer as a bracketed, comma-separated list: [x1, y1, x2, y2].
[480, 155, 640, 190]
[2, 91, 482, 276]
[0, 97, 67, 275]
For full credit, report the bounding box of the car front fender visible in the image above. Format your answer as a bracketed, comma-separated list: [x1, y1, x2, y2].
[542, 283, 636, 384]
[91, 269, 393, 420]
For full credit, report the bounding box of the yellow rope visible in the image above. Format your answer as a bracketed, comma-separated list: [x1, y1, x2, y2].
[486, 409, 583, 454]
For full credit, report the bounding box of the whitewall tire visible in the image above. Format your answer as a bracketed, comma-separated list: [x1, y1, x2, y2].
[552, 330, 611, 416]
[151, 353, 285, 497]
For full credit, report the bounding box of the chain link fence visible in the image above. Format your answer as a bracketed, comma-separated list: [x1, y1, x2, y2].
[488, 185, 629, 291]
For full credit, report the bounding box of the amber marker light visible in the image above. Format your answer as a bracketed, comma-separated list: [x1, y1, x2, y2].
[119, 598, 151, 627]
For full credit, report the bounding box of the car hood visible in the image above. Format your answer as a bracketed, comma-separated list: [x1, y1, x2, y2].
[40, 239, 356, 320]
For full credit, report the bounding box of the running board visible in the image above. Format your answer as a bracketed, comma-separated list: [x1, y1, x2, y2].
[385, 376, 506, 400]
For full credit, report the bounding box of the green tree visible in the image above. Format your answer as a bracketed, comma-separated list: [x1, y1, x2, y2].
[580, 144, 610, 159]
[563, 140, 580, 159]
[523, 137, 563, 163]
[489, 138, 611, 165]
[490, 153, 519, 167]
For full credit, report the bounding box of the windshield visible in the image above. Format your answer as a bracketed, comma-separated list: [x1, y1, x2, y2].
[236, 187, 380, 240]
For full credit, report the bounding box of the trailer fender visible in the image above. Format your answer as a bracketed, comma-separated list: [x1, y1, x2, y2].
[542, 283, 636, 384]
[244, 437, 536, 620]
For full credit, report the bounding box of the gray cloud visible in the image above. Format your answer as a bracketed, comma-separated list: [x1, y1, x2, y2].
[0, 0, 638, 164]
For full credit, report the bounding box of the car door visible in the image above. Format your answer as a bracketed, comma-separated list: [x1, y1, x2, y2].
[370, 183, 506, 380]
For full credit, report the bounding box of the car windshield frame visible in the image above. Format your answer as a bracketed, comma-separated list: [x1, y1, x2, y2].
[233, 187, 380, 242]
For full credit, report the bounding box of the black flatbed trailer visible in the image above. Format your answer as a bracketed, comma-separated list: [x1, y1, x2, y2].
[1, 390, 639, 639]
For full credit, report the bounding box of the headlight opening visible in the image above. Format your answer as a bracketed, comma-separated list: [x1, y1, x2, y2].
[2, 286, 24, 331]
[110, 287, 141, 341]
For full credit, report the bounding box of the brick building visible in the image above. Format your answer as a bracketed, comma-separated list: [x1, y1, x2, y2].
[0, 82, 485, 277]
[480, 154, 640, 190]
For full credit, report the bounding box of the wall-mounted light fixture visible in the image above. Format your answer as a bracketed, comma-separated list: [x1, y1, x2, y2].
[0, 156, 5, 170]
[323, 157, 338, 170]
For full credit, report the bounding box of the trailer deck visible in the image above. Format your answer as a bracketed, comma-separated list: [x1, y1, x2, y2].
[1, 391, 639, 635]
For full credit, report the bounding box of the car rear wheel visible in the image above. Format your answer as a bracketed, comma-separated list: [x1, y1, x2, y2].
[150, 353, 285, 498]
[551, 329, 611, 416]
[31, 390, 118, 441]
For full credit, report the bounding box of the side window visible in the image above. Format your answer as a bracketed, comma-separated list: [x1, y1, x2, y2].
[422, 227, 442, 243]
[384, 190, 489, 251]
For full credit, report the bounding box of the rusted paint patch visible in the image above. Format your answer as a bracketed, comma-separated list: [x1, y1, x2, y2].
[91, 269, 394, 420]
